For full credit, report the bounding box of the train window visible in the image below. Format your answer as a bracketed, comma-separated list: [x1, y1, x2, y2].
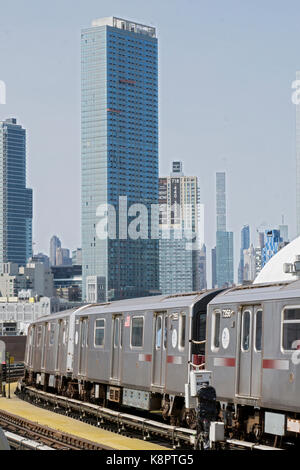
[37, 325, 42, 347]
[163, 317, 167, 349]
[255, 310, 262, 352]
[63, 320, 69, 345]
[49, 323, 55, 346]
[212, 311, 220, 350]
[114, 318, 119, 348]
[120, 319, 124, 348]
[179, 313, 186, 350]
[282, 307, 300, 351]
[242, 311, 251, 351]
[94, 319, 105, 347]
[131, 316, 144, 348]
[156, 316, 162, 349]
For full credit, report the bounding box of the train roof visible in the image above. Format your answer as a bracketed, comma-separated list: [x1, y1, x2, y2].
[32, 289, 221, 323]
[208, 279, 300, 306]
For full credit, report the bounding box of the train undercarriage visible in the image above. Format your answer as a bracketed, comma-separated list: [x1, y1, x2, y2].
[23, 369, 300, 448]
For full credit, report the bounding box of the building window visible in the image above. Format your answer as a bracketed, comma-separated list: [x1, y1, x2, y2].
[131, 316, 144, 348]
[282, 307, 300, 351]
[94, 319, 105, 347]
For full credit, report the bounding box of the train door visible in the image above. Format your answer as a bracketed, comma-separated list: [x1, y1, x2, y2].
[111, 315, 123, 381]
[41, 323, 47, 369]
[251, 307, 263, 397]
[79, 317, 88, 376]
[152, 312, 167, 387]
[28, 325, 35, 367]
[237, 306, 263, 397]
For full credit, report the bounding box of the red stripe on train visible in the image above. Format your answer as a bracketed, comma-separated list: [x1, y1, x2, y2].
[214, 357, 236, 367]
[263, 359, 289, 370]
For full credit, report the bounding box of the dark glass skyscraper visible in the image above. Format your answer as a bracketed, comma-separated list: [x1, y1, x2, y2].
[0, 118, 32, 265]
[81, 17, 159, 301]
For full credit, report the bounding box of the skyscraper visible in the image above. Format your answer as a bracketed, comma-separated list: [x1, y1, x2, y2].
[0, 118, 33, 265]
[211, 246, 217, 288]
[216, 172, 226, 232]
[81, 17, 159, 301]
[262, 229, 283, 267]
[50, 235, 61, 266]
[238, 225, 250, 284]
[158, 161, 202, 294]
[215, 172, 234, 287]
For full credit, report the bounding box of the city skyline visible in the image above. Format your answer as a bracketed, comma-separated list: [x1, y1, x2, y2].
[0, 0, 298, 286]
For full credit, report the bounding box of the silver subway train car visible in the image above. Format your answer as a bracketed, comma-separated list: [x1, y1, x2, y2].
[23, 290, 220, 427]
[206, 280, 300, 445]
[22, 281, 300, 446]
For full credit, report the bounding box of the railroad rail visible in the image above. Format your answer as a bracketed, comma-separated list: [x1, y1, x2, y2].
[17, 385, 280, 450]
[0, 408, 113, 450]
[19, 385, 195, 448]
[5, 430, 54, 450]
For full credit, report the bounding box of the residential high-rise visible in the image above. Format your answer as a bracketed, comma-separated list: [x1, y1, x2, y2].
[50, 235, 61, 266]
[0, 118, 33, 265]
[238, 225, 250, 284]
[159, 161, 202, 294]
[81, 17, 159, 301]
[215, 172, 234, 288]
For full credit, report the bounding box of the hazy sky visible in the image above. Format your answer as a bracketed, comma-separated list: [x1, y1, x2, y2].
[0, 0, 299, 285]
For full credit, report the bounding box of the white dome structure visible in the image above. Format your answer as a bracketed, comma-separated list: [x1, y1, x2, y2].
[254, 236, 300, 284]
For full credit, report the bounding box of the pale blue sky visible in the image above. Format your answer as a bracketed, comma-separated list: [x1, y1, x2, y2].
[0, 0, 298, 284]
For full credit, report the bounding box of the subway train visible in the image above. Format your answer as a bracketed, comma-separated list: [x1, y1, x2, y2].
[22, 280, 300, 446]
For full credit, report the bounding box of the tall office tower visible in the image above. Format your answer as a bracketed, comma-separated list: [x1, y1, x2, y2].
[262, 229, 283, 267]
[159, 161, 202, 294]
[215, 172, 234, 287]
[0, 118, 33, 266]
[238, 225, 250, 284]
[211, 246, 217, 288]
[296, 71, 300, 235]
[50, 235, 61, 266]
[81, 17, 159, 301]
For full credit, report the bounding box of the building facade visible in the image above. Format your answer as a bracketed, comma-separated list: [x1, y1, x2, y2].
[243, 244, 256, 282]
[159, 161, 202, 294]
[262, 229, 283, 267]
[81, 17, 159, 301]
[0, 118, 33, 265]
[50, 235, 61, 266]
